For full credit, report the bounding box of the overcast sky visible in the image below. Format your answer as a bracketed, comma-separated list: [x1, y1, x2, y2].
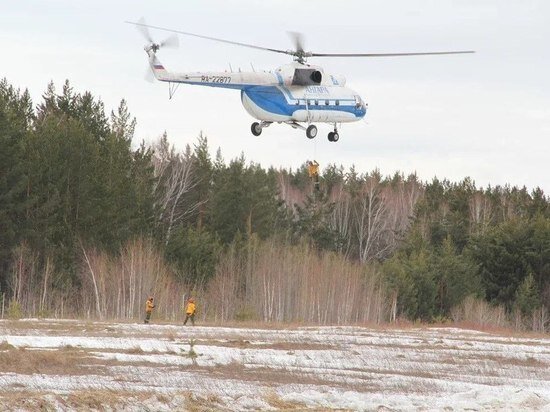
[2, 0, 549, 192]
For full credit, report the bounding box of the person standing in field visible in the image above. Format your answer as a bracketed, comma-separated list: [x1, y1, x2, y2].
[144, 296, 155, 324]
[184, 297, 196, 326]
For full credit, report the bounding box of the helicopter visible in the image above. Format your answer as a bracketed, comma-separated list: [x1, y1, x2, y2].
[127, 20, 474, 142]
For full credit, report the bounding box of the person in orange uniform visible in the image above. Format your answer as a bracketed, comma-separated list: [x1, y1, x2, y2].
[144, 296, 155, 324]
[307, 160, 320, 191]
[184, 298, 196, 326]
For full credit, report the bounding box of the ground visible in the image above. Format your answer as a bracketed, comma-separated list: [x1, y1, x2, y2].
[0, 319, 549, 411]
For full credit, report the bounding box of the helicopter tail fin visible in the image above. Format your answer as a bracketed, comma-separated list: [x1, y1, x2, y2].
[145, 48, 170, 82]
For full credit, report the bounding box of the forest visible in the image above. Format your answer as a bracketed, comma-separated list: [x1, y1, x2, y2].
[1, 78, 549, 331]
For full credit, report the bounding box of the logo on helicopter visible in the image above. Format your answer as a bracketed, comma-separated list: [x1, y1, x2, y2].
[305, 86, 329, 94]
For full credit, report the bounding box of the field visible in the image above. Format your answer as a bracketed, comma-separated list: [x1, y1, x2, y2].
[0, 319, 549, 411]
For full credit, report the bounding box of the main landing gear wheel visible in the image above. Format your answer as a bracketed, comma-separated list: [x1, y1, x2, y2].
[306, 125, 318, 139]
[251, 122, 262, 136]
[328, 131, 340, 142]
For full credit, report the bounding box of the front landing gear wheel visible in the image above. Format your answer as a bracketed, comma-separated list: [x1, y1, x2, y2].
[251, 122, 262, 136]
[328, 132, 334, 142]
[332, 132, 339, 142]
[306, 125, 318, 139]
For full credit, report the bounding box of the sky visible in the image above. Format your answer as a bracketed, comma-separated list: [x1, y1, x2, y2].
[2, 0, 549, 192]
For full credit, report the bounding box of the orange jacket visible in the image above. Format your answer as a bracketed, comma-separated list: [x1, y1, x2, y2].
[307, 161, 319, 177]
[186, 302, 196, 315]
[145, 299, 155, 313]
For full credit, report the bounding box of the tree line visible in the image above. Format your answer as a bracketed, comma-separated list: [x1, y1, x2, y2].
[1, 79, 548, 331]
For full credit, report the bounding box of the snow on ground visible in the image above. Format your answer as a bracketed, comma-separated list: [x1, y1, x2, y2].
[0, 319, 549, 411]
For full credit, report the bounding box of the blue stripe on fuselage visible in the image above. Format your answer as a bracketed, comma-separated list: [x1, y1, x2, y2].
[242, 86, 366, 117]
[242, 86, 292, 115]
[178, 81, 246, 90]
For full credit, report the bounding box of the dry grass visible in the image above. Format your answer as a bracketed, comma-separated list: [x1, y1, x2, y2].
[467, 353, 548, 368]
[197, 362, 351, 390]
[263, 390, 307, 410]
[63, 390, 157, 410]
[0, 346, 99, 375]
[0, 389, 174, 410]
[0, 341, 16, 351]
[182, 391, 226, 412]
[3, 318, 546, 341]
[450, 321, 550, 339]
[0, 390, 55, 410]
[126, 345, 145, 354]
[0, 344, 177, 375]
[197, 338, 334, 351]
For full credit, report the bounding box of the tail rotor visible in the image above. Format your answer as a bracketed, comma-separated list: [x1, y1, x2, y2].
[134, 17, 180, 54]
[130, 17, 179, 82]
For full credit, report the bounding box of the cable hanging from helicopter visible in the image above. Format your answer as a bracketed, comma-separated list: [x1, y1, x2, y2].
[127, 18, 474, 143]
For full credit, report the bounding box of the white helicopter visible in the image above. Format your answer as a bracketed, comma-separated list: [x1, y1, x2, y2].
[128, 20, 474, 142]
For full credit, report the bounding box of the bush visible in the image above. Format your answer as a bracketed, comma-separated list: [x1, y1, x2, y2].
[7, 300, 22, 320]
[234, 307, 257, 322]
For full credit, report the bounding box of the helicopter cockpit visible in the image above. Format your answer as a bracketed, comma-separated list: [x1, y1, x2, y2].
[354, 95, 367, 110]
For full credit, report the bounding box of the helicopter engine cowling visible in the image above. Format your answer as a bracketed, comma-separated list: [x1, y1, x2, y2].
[291, 68, 323, 86]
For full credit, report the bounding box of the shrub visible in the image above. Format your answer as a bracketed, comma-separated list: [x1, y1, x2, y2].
[7, 300, 22, 320]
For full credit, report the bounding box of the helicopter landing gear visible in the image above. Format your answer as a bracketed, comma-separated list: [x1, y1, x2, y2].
[306, 124, 318, 139]
[251, 122, 262, 136]
[328, 125, 339, 142]
[251, 121, 272, 136]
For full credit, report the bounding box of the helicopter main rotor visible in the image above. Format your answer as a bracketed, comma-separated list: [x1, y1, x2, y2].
[126, 20, 474, 64]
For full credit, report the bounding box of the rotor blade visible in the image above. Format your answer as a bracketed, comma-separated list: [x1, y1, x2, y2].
[287, 31, 305, 54]
[310, 50, 475, 57]
[125, 21, 291, 56]
[160, 34, 179, 49]
[135, 17, 153, 43]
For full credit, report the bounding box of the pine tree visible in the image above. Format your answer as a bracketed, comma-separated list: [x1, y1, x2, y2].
[515, 273, 540, 316]
[0, 79, 32, 291]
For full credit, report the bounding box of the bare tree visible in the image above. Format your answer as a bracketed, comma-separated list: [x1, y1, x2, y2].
[355, 174, 390, 262]
[151, 136, 202, 244]
[329, 181, 354, 257]
[468, 189, 495, 235]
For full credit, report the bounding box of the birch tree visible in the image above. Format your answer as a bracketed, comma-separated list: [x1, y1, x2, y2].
[355, 173, 390, 262]
[152, 135, 201, 244]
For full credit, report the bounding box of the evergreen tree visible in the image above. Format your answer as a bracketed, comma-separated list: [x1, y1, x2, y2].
[433, 237, 480, 315]
[165, 226, 221, 285]
[469, 218, 549, 310]
[293, 191, 342, 251]
[0, 79, 32, 291]
[515, 273, 540, 316]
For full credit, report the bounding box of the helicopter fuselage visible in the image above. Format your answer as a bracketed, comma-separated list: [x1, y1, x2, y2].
[147, 51, 367, 126]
